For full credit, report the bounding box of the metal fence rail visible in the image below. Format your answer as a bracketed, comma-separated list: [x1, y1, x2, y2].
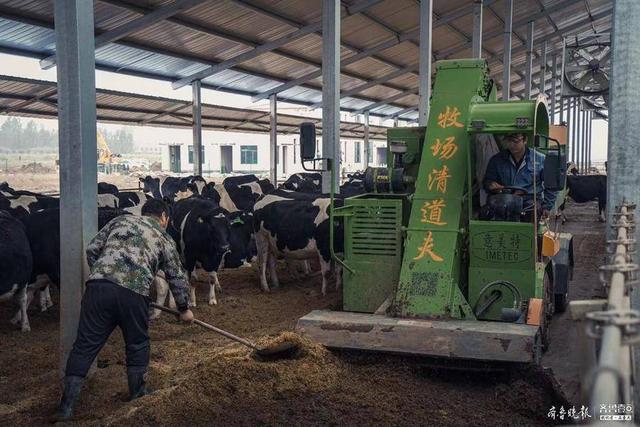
[586, 201, 638, 422]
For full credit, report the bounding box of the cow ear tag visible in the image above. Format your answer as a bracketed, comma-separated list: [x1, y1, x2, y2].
[197, 217, 204, 224]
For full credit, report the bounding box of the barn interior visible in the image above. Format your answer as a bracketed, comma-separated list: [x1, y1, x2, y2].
[0, 0, 637, 425]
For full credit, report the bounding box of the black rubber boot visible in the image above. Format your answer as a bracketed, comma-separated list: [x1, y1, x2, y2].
[51, 376, 83, 423]
[127, 369, 150, 401]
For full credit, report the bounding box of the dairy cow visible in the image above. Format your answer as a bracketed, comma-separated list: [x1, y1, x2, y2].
[559, 175, 607, 222]
[0, 211, 33, 332]
[253, 194, 343, 295]
[160, 197, 231, 309]
[139, 175, 203, 202]
[280, 173, 322, 193]
[201, 175, 273, 212]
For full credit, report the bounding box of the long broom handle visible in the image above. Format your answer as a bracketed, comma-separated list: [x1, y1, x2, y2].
[150, 302, 258, 351]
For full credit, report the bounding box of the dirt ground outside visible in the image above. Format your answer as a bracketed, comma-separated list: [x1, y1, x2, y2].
[0, 186, 605, 425]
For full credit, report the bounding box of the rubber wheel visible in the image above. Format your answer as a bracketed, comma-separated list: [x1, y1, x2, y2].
[554, 292, 568, 313]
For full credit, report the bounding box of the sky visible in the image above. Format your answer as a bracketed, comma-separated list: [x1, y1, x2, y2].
[0, 52, 609, 161]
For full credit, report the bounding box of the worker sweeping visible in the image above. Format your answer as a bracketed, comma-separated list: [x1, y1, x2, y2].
[484, 132, 557, 222]
[53, 198, 194, 422]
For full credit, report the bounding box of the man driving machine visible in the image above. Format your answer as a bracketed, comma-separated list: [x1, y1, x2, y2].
[483, 132, 557, 221]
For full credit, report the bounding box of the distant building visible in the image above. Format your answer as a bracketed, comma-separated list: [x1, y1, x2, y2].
[160, 134, 387, 177]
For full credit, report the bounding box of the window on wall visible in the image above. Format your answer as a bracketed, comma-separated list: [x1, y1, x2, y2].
[241, 145, 258, 164]
[188, 145, 205, 164]
[354, 141, 361, 163]
[367, 143, 373, 163]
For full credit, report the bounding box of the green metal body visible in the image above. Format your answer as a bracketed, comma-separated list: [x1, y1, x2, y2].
[340, 59, 554, 321]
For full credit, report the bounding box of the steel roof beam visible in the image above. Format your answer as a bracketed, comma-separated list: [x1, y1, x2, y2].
[0, 7, 417, 115]
[308, 63, 418, 110]
[171, 0, 384, 89]
[41, 0, 209, 70]
[0, 87, 58, 114]
[251, 0, 499, 102]
[352, 90, 415, 115]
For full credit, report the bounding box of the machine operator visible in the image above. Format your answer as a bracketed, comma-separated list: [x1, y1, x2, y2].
[53, 198, 194, 422]
[483, 132, 557, 221]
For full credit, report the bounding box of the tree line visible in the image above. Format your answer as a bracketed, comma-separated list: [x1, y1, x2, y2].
[0, 117, 134, 153]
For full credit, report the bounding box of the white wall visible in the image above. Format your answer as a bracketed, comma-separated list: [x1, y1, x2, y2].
[160, 130, 388, 178]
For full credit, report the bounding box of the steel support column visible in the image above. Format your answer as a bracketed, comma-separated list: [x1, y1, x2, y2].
[472, 0, 483, 59]
[270, 94, 278, 185]
[525, 21, 534, 99]
[572, 98, 578, 164]
[605, 1, 640, 411]
[393, 116, 399, 127]
[55, 0, 98, 373]
[192, 80, 203, 176]
[559, 96, 565, 124]
[550, 54, 557, 123]
[418, 0, 432, 126]
[582, 110, 589, 174]
[502, 0, 512, 101]
[363, 111, 370, 169]
[322, 0, 340, 193]
[539, 40, 547, 97]
[588, 111, 592, 169]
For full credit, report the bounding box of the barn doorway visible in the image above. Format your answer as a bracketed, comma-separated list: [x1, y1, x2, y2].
[220, 146, 233, 173]
[376, 147, 387, 166]
[169, 145, 181, 173]
[282, 145, 288, 176]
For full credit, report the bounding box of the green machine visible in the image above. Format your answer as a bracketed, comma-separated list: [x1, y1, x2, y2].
[296, 59, 573, 364]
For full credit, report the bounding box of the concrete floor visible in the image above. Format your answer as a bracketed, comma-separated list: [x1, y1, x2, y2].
[543, 200, 607, 406]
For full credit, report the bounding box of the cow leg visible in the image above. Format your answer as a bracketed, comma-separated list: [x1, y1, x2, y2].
[598, 199, 606, 222]
[207, 272, 219, 305]
[150, 274, 170, 320]
[318, 256, 331, 296]
[255, 233, 271, 292]
[39, 284, 53, 312]
[10, 286, 30, 332]
[334, 262, 342, 291]
[168, 291, 177, 309]
[303, 260, 311, 276]
[189, 285, 197, 308]
[213, 272, 222, 293]
[268, 252, 280, 289]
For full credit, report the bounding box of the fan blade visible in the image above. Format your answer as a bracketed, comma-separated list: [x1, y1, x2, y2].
[565, 65, 591, 73]
[576, 48, 594, 62]
[592, 72, 609, 90]
[598, 47, 611, 65]
[577, 72, 593, 89]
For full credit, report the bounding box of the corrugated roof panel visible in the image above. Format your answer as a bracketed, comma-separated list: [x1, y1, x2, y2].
[0, 18, 54, 52]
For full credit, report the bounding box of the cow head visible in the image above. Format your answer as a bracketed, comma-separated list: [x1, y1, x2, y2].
[224, 211, 256, 268]
[139, 176, 158, 195]
[200, 183, 221, 204]
[189, 209, 231, 272]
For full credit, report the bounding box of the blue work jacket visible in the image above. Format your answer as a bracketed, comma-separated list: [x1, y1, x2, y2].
[483, 148, 557, 210]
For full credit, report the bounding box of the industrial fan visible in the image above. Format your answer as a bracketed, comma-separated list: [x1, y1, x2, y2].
[561, 35, 610, 106]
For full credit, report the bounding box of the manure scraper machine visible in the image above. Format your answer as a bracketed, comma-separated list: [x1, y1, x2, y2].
[296, 59, 574, 364]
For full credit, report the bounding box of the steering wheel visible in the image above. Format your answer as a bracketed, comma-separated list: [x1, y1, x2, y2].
[493, 185, 527, 196]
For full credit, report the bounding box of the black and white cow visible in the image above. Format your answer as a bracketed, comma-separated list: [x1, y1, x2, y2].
[15, 208, 128, 317]
[98, 182, 119, 196]
[118, 190, 151, 215]
[560, 174, 607, 222]
[280, 173, 322, 192]
[253, 194, 343, 295]
[0, 192, 59, 220]
[139, 175, 200, 202]
[160, 197, 231, 309]
[0, 211, 33, 332]
[201, 175, 273, 212]
[223, 211, 257, 269]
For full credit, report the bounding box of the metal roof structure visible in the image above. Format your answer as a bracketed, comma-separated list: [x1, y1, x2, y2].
[0, 0, 613, 122]
[0, 74, 389, 139]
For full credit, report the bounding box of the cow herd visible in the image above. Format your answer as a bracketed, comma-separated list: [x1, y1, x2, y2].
[0, 172, 366, 332]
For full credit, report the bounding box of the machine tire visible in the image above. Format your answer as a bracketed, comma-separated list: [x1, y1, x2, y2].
[554, 292, 568, 313]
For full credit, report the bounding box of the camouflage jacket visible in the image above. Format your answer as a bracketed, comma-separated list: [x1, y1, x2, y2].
[86, 215, 190, 312]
